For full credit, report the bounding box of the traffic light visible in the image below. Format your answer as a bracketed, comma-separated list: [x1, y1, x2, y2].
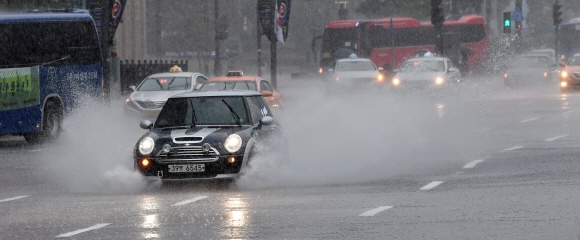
[430, 0, 444, 28]
[553, 1, 563, 26]
[503, 12, 511, 34]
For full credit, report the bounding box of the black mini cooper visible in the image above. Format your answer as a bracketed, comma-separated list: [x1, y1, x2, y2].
[134, 90, 285, 181]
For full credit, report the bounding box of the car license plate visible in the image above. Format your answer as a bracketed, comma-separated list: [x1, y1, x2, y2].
[168, 164, 205, 173]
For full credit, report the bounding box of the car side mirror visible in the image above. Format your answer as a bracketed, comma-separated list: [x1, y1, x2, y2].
[194, 84, 202, 91]
[378, 67, 384, 71]
[129, 86, 136, 91]
[140, 120, 153, 130]
[560, 62, 566, 67]
[259, 116, 275, 125]
[449, 67, 458, 72]
[393, 69, 399, 73]
[327, 68, 334, 72]
[262, 90, 273, 97]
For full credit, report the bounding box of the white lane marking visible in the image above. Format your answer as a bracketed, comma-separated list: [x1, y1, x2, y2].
[171, 196, 208, 206]
[359, 206, 393, 217]
[0, 195, 28, 203]
[564, 110, 578, 114]
[56, 223, 111, 238]
[502, 146, 524, 152]
[520, 117, 539, 123]
[463, 159, 483, 168]
[545, 134, 569, 142]
[474, 127, 492, 131]
[463, 159, 485, 169]
[420, 181, 444, 190]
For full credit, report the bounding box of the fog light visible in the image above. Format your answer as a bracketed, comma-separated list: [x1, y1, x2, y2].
[392, 78, 400, 86]
[227, 156, 236, 163]
[141, 159, 150, 167]
[125, 98, 130, 103]
[561, 81, 568, 87]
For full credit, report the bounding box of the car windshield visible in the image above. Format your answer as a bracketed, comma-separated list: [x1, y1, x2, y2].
[137, 77, 192, 91]
[399, 60, 445, 73]
[199, 81, 257, 91]
[335, 60, 376, 71]
[509, 56, 548, 68]
[154, 96, 249, 128]
[568, 56, 580, 66]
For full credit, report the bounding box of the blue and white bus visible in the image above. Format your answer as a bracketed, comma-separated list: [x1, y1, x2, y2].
[560, 19, 580, 61]
[0, 9, 103, 143]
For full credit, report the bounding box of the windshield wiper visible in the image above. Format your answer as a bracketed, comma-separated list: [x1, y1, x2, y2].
[189, 99, 198, 128]
[222, 99, 242, 127]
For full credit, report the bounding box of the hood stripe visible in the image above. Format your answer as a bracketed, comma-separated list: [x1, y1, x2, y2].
[171, 128, 221, 143]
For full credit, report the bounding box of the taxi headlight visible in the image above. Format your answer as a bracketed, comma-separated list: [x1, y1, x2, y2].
[224, 134, 242, 153]
[561, 71, 568, 78]
[392, 78, 400, 86]
[138, 137, 155, 155]
[435, 77, 444, 85]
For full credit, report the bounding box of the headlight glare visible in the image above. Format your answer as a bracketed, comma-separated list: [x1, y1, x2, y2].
[561, 71, 568, 78]
[392, 78, 400, 86]
[224, 134, 242, 153]
[377, 74, 384, 82]
[435, 77, 444, 85]
[138, 137, 155, 155]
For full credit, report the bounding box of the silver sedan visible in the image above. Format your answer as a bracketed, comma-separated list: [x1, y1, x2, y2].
[124, 71, 208, 119]
[391, 57, 461, 92]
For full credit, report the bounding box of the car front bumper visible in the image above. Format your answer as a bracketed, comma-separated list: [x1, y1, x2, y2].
[135, 155, 244, 180]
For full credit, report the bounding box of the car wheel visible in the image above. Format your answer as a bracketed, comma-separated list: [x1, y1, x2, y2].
[24, 102, 62, 144]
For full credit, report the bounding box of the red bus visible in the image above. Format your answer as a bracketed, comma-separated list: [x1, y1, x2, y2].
[320, 15, 487, 74]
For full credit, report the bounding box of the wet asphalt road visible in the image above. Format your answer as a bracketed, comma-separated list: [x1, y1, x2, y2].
[1, 75, 580, 239]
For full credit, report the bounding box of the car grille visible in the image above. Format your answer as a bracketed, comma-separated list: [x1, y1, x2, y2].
[571, 72, 580, 79]
[156, 146, 220, 162]
[136, 101, 165, 109]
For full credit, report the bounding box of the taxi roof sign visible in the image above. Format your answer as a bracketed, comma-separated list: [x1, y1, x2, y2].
[169, 65, 182, 72]
[226, 70, 243, 76]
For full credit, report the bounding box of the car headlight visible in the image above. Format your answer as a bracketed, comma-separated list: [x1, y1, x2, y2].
[503, 73, 508, 79]
[435, 77, 444, 85]
[392, 78, 400, 86]
[224, 134, 242, 153]
[377, 74, 384, 82]
[561, 71, 568, 78]
[138, 137, 155, 155]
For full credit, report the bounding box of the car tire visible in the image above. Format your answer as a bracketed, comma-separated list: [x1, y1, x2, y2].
[24, 102, 62, 144]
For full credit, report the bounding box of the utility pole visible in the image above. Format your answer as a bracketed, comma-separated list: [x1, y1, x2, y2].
[214, 0, 222, 77]
[270, 0, 277, 89]
[554, 1, 563, 60]
[101, 0, 110, 103]
[257, 3, 262, 77]
[431, 0, 444, 56]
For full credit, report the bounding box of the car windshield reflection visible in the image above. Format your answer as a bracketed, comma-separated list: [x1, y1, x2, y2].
[155, 96, 248, 128]
[336, 61, 376, 71]
[399, 60, 445, 73]
[137, 77, 192, 91]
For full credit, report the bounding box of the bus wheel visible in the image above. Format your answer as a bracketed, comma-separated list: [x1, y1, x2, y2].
[24, 102, 62, 144]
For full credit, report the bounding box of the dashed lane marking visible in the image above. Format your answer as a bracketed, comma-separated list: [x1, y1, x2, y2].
[28, 146, 62, 152]
[56, 223, 111, 238]
[171, 196, 208, 206]
[463, 159, 485, 169]
[501, 146, 524, 152]
[0, 195, 28, 203]
[564, 110, 578, 114]
[420, 181, 444, 190]
[520, 117, 539, 123]
[359, 206, 393, 216]
[545, 134, 569, 142]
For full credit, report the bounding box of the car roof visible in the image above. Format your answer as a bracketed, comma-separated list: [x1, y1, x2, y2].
[405, 57, 448, 62]
[147, 72, 202, 78]
[336, 58, 373, 63]
[170, 90, 263, 98]
[207, 76, 261, 82]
